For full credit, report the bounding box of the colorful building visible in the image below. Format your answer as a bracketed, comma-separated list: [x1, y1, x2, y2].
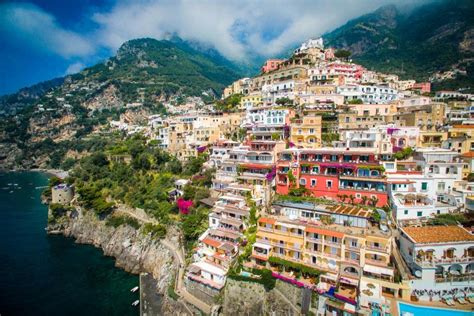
[276, 148, 388, 207]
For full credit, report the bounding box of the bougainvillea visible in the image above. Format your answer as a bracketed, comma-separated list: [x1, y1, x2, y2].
[177, 198, 193, 215]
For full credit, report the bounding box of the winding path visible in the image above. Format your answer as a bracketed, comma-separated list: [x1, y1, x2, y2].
[160, 239, 212, 314]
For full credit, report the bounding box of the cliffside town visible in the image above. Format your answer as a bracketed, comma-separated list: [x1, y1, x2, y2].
[39, 35, 474, 316]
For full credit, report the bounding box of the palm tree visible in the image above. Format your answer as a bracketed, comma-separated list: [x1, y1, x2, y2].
[348, 194, 355, 205]
[370, 196, 379, 207]
[361, 196, 369, 206]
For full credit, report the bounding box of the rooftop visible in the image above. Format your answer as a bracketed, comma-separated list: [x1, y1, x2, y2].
[401, 225, 474, 244]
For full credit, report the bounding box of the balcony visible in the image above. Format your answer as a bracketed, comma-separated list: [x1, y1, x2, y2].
[258, 226, 273, 233]
[325, 240, 342, 248]
[345, 243, 361, 251]
[365, 258, 388, 267]
[415, 256, 473, 267]
[307, 236, 324, 244]
[435, 274, 473, 283]
[366, 244, 389, 253]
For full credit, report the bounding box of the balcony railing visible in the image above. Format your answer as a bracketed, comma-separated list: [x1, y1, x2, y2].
[366, 244, 389, 252]
[306, 237, 324, 243]
[435, 274, 473, 283]
[365, 258, 388, 266]
[415, 256, 473, 267]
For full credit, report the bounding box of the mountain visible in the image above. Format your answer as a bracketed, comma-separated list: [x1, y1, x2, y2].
[0, 38, 242, 169]
[323, 0, 474, 90]
[0, 77, 64, 116]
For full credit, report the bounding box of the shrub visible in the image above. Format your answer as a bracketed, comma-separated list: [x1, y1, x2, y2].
[142, 223, 167, 239]
[268, 256, 322, 278]
[228, 268, 276, 291]
[106, 215, 140, 229]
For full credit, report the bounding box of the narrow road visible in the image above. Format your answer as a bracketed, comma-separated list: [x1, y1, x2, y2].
[160, 239, 212, 314]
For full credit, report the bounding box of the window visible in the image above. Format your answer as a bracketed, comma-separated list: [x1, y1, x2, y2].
[404, 210, 408, 215]
[437, 182, 445, 191]
[421, 182, 428, 191]
[331, 236, 338, 243]
[311, 179, 317, 187]
[299, 178, 306, 185]
[417, 211, 423, 217]
[326, 180, 332, 188]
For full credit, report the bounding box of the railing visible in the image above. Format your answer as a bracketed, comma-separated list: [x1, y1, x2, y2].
[306, 237, 324, 243]
[415, 256, 473, 267]
[366, 244, 389, 252]
[435, 274, 473, 283]
[365, 258, 388, 266]
[325, 240, 342, 248]
[258, 227, 273, 232]
[345, 244, 361, 251]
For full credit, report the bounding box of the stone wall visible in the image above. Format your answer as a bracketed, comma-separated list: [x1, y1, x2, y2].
[184, 277, 221, 305]
[223, 279, 302, 316]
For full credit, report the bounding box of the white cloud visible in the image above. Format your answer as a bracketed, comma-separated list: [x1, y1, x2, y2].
[91, 0, 429, 61]
[1, 0, 431, 63]
[65, 62, 85, 75]
[0, 3, 94, 58]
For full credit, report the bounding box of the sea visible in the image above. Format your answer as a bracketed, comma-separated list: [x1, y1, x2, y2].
[0, 172, 139, 316]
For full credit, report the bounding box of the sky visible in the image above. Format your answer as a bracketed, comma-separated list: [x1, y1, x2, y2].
[0, 0, 428, 96]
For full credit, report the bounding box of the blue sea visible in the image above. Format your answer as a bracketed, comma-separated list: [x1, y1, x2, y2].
[0, 172, 139, 315]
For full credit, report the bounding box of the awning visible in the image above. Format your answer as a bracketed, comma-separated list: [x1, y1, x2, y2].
[321, 273, 338, 281]
[339, 277, 359, 286]
[253, 242, 272, 250]
[363, 264, 394, 277]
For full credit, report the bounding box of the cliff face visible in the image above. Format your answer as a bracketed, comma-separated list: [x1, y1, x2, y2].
[47, 208, 176, 293]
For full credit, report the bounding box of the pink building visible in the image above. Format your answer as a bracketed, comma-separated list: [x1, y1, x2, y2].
[324, 48, 335, 60]
[261, 59, 283, 73]
[411, 82, 431, 94]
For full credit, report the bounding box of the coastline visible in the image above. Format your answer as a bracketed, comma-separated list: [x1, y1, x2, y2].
[0, 167, 69, 179]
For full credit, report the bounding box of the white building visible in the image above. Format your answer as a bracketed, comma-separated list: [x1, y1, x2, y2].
[337, 84, 398, 104]
[294, 38, 324, 54]
[399, 225, 474, 300]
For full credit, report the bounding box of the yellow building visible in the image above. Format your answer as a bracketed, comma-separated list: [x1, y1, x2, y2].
[290, 115, 322, 148]
[417, 131, 448, 148]
[443, 125, 474, 154]
[240, 93, 262, 110]
[387, 103, 446, 131]
[251, 216, 409, 301]
[338, 111, 386, 130]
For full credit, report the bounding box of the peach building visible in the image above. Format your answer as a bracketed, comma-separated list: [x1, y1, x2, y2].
[261, 59, 283, 73]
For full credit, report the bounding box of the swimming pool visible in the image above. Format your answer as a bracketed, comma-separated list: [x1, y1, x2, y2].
[398, 302, 472, 316]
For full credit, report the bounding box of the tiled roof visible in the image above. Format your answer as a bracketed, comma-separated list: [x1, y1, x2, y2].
[258, 217, 276, 225]
[402, 226, 474, 244]
[202, 237, 222, 248]
[306, 226, 345, 239]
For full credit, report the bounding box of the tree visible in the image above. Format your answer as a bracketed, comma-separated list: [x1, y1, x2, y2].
[348, 194, 355, 204]
[370, 196, 379, 207]
[360, 196, 369, 206]
[334, 49, 352, 60]
[348, 98, 363, 104]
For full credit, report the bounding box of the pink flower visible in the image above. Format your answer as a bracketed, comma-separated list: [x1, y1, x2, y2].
[177, 198, 193, 215]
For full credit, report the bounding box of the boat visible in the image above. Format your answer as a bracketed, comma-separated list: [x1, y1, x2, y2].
[132, 300, 139, 306]
[130, 286, 139, 293]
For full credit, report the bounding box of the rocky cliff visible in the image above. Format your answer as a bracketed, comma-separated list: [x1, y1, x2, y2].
[47, 206, 189, 314]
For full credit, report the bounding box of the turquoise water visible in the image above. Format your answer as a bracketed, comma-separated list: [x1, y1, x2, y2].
[0, 172, 139, 315]
[398, 302, 473, 316]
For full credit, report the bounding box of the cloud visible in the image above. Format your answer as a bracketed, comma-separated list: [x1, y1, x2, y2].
[1, 0, 431, 64]
[65, 62, 85, 75]
[91, 0, 429, 61]
[0, 2, 94, 58]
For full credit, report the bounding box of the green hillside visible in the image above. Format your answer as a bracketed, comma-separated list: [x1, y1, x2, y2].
[324, 1, 474, 91]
